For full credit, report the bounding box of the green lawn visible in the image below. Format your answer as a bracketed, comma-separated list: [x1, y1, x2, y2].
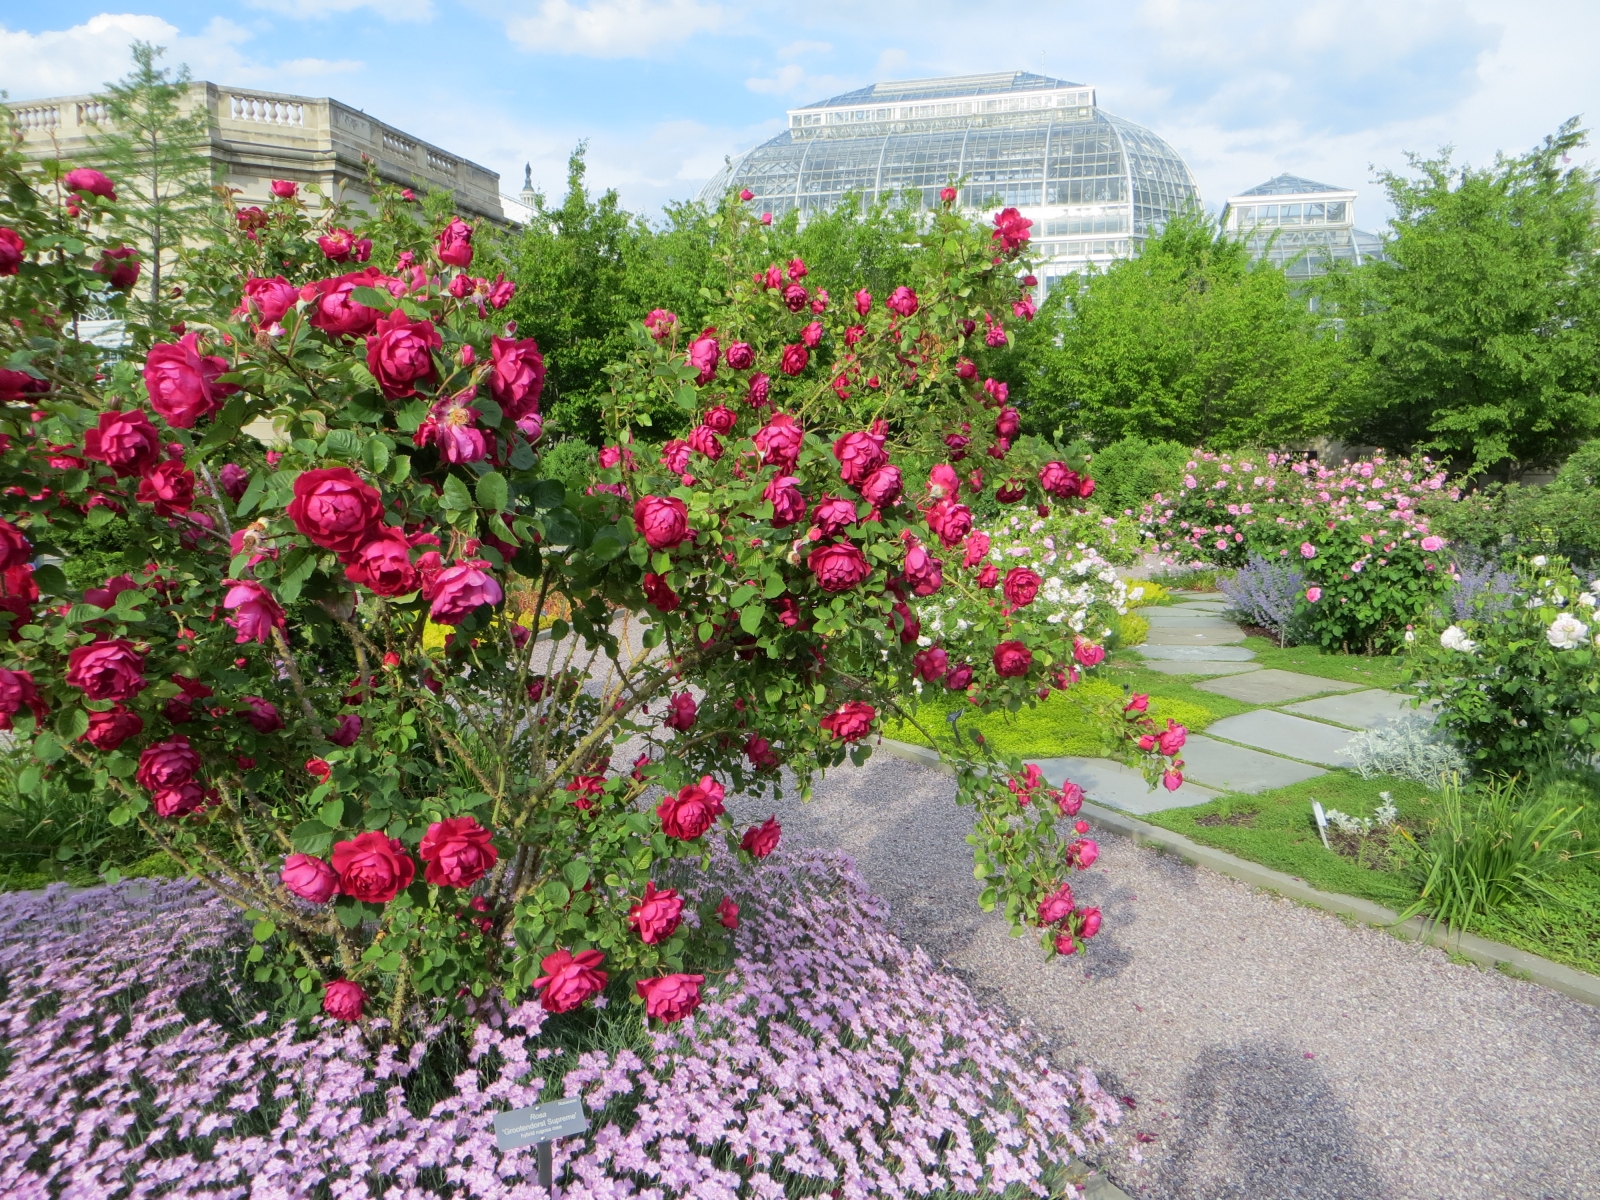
[1239, 636, 1410, 688]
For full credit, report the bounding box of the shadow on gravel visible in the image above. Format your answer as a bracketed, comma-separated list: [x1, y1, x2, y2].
[1160, 1040, 1381, 1200]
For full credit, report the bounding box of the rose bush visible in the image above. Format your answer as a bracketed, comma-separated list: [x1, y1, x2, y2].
[0, 136, 1177, 1033]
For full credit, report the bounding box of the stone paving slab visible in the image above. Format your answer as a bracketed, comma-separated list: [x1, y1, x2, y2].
[1144, 626, 1248, 646]
[1197, 668, 1360, 704]
[1280, 689, 1424, 730]
[1138, 660, 1262, 677]
[1134, 644, 1257, 662]
[1035, 755, 1221, 814]
[1178, 733, 1327, 792]
[1172, 602, 1230, 612]
[1141, 607, 1236, 623]
[1206, 710, 1358, 767]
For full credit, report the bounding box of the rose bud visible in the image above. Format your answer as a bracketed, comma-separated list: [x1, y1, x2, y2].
[281, 853, 339, 904]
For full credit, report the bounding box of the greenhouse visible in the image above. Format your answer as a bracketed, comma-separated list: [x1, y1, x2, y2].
[699, 71, 1201, 292]
[1221, 173, 1386, 280]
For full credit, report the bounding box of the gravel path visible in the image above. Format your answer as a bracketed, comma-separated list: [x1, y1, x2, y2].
[727, 754, 1600, 1200]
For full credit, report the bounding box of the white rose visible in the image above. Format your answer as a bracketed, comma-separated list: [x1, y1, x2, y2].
[1546, 613, 1589, 650]
[1532, 555, 1548, 567]
[1440, 625, 1477, 653]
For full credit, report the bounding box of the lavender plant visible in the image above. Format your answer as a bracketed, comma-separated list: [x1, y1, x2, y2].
[0, 848, 1121, 1199]
[1444, 550, 1518, 621]
[1219, 553, 1306, 646]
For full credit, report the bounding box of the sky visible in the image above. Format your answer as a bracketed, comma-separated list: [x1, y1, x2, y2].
[1, 1, 1596, 229]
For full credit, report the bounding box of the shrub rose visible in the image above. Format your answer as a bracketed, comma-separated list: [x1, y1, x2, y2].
[0, 668, 42, 731]
[780, 343, 809, 376]
[627, 881, 683, 944]
[489, 335, 545, 419]
[343, 532, 419, 596]
[152, 781, 207, 818]
[437, 218, 474, 267]
[740, 815, 781, 858]
[833, 431, 887, 487]
[303, 269, 384, 338]
[755, 413, 802, 470]
[64, 167, 116, 199]
[82, 409, 162, 478]
[65, 639, 147, 700]
[636, 973, 703, 1023]
[642, 572, 679, 611]
[136, 737, 200, 791]
[663, 692, 698, 731]
[725, 341, 754, 370]
[365, 310, 440, 399]
[331, 831, 416, 903]
[0, 227, 23, 275]
[82, 704, 141, 749]
[322, 979, 366, 1022]
[143, 334, 227, 429]
[1073, 639, 1106, 668]
[418, 815, 498, 888]
[634, 496, 690, 550]
[135, 460, 195, 516]
[425, 560, 503, 625]
[1038, 883, 1074, 925]
[745, 733, 780, 770]
[902, 544, 943, 596]
[819, 700, 875, 742]
[859, 465, 903, 509]
[223, 580, 286, 645]
[532, 949, 608, 1013]
[688, 334, 719, 385]
[0, 520, 29, 570]
[746, 372, 771, 407]
[764, 475, 807, 527]
[1002, 567, 1041, 609]
[807, 541, 871, 592]
[287, 468, 384, 555]
[656, 776, 725, 839]
[993, 640, 1033, 677]
[886, 286, 919, 317]
[242, 696, 284, 734]
[281, 853, 340, 904]
[812, 496, 859, 535]
[717, 895, 739, 928]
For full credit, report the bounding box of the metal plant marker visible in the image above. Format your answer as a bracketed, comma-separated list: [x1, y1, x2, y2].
[493, 1098, 588, 1192]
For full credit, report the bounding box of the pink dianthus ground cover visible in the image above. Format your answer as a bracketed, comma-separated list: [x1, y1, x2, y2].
[0, 848, 1117, 1199]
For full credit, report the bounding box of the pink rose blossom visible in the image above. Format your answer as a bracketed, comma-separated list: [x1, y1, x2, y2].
[280, 853, 339, 904]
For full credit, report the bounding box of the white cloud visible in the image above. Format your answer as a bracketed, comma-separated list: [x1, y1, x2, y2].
[745, 64, 805, 96]
[244, 0, 434, 20]
[778, 40, 831, 59]
[506, 0, 726, 58]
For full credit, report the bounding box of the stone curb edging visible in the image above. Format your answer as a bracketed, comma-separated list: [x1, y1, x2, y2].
[874, 737, 1600, 1011]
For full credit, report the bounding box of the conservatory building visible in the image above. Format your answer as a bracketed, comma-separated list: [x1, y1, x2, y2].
[698, 72, 1201, 294]
[1221, 174, 1385, 280]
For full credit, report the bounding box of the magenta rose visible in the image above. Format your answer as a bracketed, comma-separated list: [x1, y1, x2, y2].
[628, 881, 684, 944]
[745, 733, 780, 770]
[343, 532, 418, 596]
[100, 248, 145, 290]
[1073, 639, 1106, 668]
[754, 413, 802, 470]
[644, 309, 677, 340]
[782, 283, 808, 312]
[703, 404, 737, 434]
[0, 520, 30, 572]
[318, 228, 356, 262]
[64, 167, 116, 200]
[801, 320, 823, 348]
[1003, 567, 1041, 609]
[718, 896, 740, 928]
[270, 179, 298, 199]
[858, 465, 903, 509]
[902, 544, 943, 597]
[0, 668, 43, 731]
[657, 776, 725, 840]
[764, 475, 807, 527]
[992, 206, 1032, 250]
[945, 662, 974, 691]
[331, 830, 416, 903]
[854, 289, 872, 315]
[962, 533, 992, 569]
[242, 696, 284, 734]
[995, 406, 1022, 438]
[993, 640, 1033, 677]
[740, 815, 781, 859]
[135, 460, 195, 517]
[328, 714, 361, 747]
[636, 973, 704, 1023]
[144, 334, 227, 429]
[1158, 720, 1188, 756]
[303, 268, 384, 338]
[976, 564, 999, 588]
[807, 541, 871, 592]
[914, 647, 949, 682]
[1067, 837, 1099, 870]
[224, 580, 286, 645]
[1056, 781, 1085, 816]
[1038, 883, 1075, 925]
[890, 599, 920, 643]
[436, 217, 474, 267]
[662, 691, 697, 732]
[1038, 461, 1080, 499]
[746, 373, 771, 407]
[218, 463, 249, 502]
[820, 700, 875, 743]
[1077, 906, 1102, 938]
[780, 343, 809, 377]
[688, 424, 722, 460]
[0, 227, 24, 275]
[136, 736, 201, 792]
[925, 498, 972, 549]
[322, 979, 366, 1022]
[82, 409, 162, 478]
[418, 815, 498, 888]
[66, 639, 147, 701]
[688, 334, 719, 385]
[489, 335, 545, 419]
[833, 430, 887, 487]
[288, 467, 384, 555]
[724, 342, 755, 370]
[153, 781, 207, 818]
[642, 572, 679, 611]
[886, 286, 919, 317]
[633, 496, 690, 550]
[533, 949, 608, 1013]
[365, 309, 441, 399]
[82, 704, 140, 750]
[281, 853, 340, 904]
[426, 559, 503, 625]
[812, 496, 859, 535]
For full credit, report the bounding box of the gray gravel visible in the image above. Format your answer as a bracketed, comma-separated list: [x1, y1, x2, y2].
[727, 754, 1600, 1200]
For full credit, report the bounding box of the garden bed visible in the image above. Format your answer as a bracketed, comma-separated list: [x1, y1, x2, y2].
[0, 847, 1121, 1199]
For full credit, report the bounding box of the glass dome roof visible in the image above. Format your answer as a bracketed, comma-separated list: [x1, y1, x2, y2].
[699, 72, 1201, 288]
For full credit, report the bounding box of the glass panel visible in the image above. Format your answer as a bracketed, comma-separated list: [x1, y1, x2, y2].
[1326, 201, 1347, 223]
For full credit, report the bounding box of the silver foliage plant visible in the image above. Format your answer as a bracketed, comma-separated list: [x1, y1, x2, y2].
[1346, 710, 1467, 787]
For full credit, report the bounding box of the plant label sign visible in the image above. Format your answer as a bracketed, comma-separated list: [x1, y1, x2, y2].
[493, 1098, 587, 1151]
[1311, 800, 1330, 849]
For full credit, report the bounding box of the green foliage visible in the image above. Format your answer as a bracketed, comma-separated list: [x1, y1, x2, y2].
[1407, 557, 1600, 773]
[86, 42, 215, 332]
[1403, 774, 1596, 929]
[1085, 434, 1191, 518]
[1321, 119, 1600, 475]
[1012, 210, 1341, 448]
[1420, 445, 1600, 570]
[535, 438, 597, 498]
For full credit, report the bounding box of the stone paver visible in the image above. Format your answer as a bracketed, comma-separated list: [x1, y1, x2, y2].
[1135, 644, 1257, 662]
[1035, 755, 1221, 815]
[1197, 668, 1359, 705]
[1206, 710, 1357, 767]
[1139, 661, 1262, 678]
[1281, 689, 1424, 730]
[1144, 627, 1248, 646]
[1178, 733, 1327, 792]
[1171, 602, 1229, 613]
[1141, 608, 1236, 623]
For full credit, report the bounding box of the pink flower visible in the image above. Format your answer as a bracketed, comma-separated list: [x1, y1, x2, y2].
[288, 468, 384, 555]
[688, 424, 722, 460]
[0, 521, 30, 573]
[82, 704, 140, 750]
[281, 853, 339, 904]
[628, 881, 684, 944]
[914, 646, 949, 682]
[1077, 906, 1103, 938]
[270, 179, 298, 198]
[819, 700, 875, 742]
[780, 343, 809, 376]
[945, 662, 974, 691]
[660, 439, 691, 474]
[436, 217, 474, 267]
[1056, 781, 1085, 816]
[644, 308, 678, 340]
[890, 600, 920, 643]
[812, 495, 860, 535]
[854, 289, 872, 315]
[82, 409, 162, 478]
[755, 413, 802, 471]
[331, 831, 416, 903]
[1161, 769, 1184, 792]
[343, 532, 419, 597]
[1002, 567, 1041, 609]
[136, 460, 196, 517]
[0, 228, 23, 276]
[991, 206, 1032, 251]
[1300, 542, 1317, 558]
[801, 321, 823, 348]
[242, 275, 298, 326]
[144, 334, 228, 429]
[1124, 693, 1149, 714]
[64, 167, 116, 200]
[642, 572, 679, 611]
[902, 543, 943, 596]
[1305, 586, 1322, 603]
[886, 286, 919, 317]
[1038, 883, 1075, 925]
[329, 714, 362, 746]
[223, 580, 286, 645]
[782, 283, 808, 312]
[489, 335, 545, 419]
[1157, 720, 1187, 756]
[859, 465, 903, 509]
[486, 274, 516, 309]
[425, 559, 503, 625]
[66, 638, 147, 701]
[1420, 535, 1444, 552]
[833, 430, 888, 487]
[746, 372, 771, 407]
[688, 334, 719, 384]
[663, 691, 697, 731]
[764, 475, 807, 527]
[365, 310, 440, 399]
[745, 733, 780, 770]
[1067, 837, 1099, 869]
[963, 532, 991, 569]
[322, 979, 366, 1022]
[940, 186, 958, 204]
[136, 737, 200, 792]
[741, 816, 781, 858]
[1073, 639, 1106, 668]
[925, 498, 973, 548]
[760, 212, 772, 225]
[808, 541, 871, 592]
[717, 895, 740, 928]
[724, 341, 755, 370]
[302, 268, 384, 338]
[241, 696, 283, 734]
[739, 188, 754, 201]
[1038, 461, 1081, 500]
[634, 495, 690, 550]
[418, 815, 498, 888]
[307, 757, 332, 782]
[318, 228, 357, 262]
[533, 949, 608, 1013]
[993, 640, 1033, 677]
[657, 776, 725, 839]
[636, 973, 703, 1022]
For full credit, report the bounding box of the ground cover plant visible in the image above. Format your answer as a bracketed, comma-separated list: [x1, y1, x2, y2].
[0, 847, 1125, 1198]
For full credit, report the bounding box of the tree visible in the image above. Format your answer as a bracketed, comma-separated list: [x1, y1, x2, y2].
[1322, 120, 1600, 477]
[1010, 210, 1342, 449]
[88, 42, 214, 331]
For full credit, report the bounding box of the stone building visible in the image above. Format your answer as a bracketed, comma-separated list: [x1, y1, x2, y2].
[9, 81, 503, 223]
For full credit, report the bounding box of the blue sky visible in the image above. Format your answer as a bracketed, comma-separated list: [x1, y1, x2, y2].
[2, 1, 1596, 228]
